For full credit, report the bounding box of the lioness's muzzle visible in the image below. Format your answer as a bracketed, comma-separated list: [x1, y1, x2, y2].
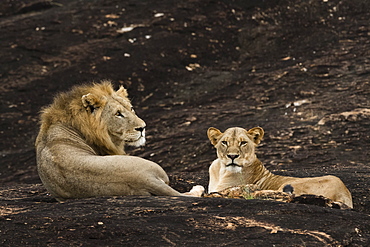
[226, 163, 242, 167]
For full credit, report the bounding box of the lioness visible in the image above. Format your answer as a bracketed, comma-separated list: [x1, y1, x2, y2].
[35, 81, 204, 201]
[207, 127, 353, 208]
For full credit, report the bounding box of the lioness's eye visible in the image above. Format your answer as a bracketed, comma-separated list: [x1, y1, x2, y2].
[240, 141, 247, 146]
[221, 141, 228, 146]
[115, 111, 124, 118]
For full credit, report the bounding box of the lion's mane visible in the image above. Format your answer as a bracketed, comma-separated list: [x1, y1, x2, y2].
[36, 81, 126, 155]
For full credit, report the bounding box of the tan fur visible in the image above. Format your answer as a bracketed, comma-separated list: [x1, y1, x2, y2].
[205, 184, 293, 203]
[35, 81, 204, 201]
[207, 127, 353, 208]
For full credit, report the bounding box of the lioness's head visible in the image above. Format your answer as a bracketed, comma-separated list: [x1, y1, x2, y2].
[207, 127, 264, 171]
[39, 81, 146, 155]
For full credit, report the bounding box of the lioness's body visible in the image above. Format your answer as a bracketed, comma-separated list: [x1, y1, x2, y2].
[36, 81, 203, 201]
[207, 127, 353, 208]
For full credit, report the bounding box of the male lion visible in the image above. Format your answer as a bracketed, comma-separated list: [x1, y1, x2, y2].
[35, 81, 204, 201]
[207, 126, 353, 208]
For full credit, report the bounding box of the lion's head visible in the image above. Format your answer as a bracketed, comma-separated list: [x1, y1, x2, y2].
[207, 127, 264, 171]
[36, 80, 146, 155]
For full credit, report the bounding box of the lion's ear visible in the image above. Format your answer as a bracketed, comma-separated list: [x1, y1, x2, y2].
[116, 86, 128, 98]
[81, 93, 103, 113]
[247, 127, 264, 145]
[207, 127, 223, 146]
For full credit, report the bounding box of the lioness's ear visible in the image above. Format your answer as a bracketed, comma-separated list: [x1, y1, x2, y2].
[82, 93, 103, 113]
[207, 127, 223, 146]
[116, 86, 128, 98]
[247, 127, 264, 145]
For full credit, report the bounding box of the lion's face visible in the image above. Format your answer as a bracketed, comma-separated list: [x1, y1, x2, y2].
[207, 127, 264, 172]
[81, 85, 146, 150]
[101, 96, 146, 148]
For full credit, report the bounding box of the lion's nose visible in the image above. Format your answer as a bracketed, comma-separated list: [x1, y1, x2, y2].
[135, 126, 145, 132]
[227, 154, 239, 160]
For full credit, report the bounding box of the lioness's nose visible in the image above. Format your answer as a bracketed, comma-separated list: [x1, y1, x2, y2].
[135, 126, 145, 132]
[227, 154, 239, 160]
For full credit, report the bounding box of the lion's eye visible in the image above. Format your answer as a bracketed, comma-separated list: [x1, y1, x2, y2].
[221, 141, 228, 146]
[115, 111, 124, 118]
[240, 141, 247, 146]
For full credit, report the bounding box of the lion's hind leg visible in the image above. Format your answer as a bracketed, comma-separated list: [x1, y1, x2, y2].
[148, 177, 204, 197]
[182, 185, 205, 197]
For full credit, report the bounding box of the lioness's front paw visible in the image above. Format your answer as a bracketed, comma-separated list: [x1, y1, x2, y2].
[189, 185, 205, 197]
